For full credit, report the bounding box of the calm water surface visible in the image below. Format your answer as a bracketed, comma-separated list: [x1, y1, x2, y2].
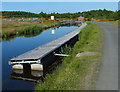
[2, 26, 78, 91]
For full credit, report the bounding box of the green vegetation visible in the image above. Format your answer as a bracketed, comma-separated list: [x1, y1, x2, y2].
[2, 9, 119, 20]
[1, 20, 59, 41]
[1, 19, 79, 41]
[2, 25, 42, 38]
[106, 20, 120, 26]
[2, 25, 42, 41]
[2, 11, 39, 18]
[1, 9, 119, 40]
[2, 20, 58, 34]
[35, 23, 103, 90]
[59, 45, 72, 55]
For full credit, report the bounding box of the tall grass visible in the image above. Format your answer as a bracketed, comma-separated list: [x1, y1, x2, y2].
[19, 25, 42, 35]
[2, 25, 43, 39]
[59, 45, 72, 55]
[35, 23, 103, 90]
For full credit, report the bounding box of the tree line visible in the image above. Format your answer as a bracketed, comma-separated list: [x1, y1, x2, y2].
[1, 9, 119, 20]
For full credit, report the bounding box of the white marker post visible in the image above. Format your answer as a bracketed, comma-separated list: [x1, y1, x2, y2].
[51, 16, 54, 20]
[51, 16, 55, 30]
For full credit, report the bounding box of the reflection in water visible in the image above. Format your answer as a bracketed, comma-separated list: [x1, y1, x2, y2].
[51, 30, 55, 34]
[10, 58, 62, 83]
[12, 69, 23, 74]
[2, 24, 80, 41]
[10, 69, 43, 83]
[3, 25, 79, 90]
[31, 71, 43, 77]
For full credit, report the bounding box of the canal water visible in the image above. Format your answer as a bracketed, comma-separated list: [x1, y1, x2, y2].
[2, 25, 78, 91]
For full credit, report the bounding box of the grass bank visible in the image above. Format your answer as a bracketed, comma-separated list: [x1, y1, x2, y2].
[2, 25, 43, 38]
[1, 20, 60, 40]
[35, 23, 103, 90]
[2, 20, 58, 34]
[106, 20, 120, 26]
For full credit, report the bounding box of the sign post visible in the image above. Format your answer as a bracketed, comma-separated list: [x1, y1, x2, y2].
[51, 16, 54, 20]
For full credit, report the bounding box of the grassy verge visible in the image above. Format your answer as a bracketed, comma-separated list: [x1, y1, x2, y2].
[106, 20, 120, 26]
[35, 23, 103, 90]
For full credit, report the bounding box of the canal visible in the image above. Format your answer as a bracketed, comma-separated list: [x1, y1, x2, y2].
[2, 25, 78, 91]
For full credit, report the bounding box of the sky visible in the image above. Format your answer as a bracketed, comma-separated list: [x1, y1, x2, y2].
[1, 2, 118, 14]
[1, 0, 120, 2]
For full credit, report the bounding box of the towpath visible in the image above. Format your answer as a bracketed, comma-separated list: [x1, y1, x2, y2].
[95, 22, 118, 90]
